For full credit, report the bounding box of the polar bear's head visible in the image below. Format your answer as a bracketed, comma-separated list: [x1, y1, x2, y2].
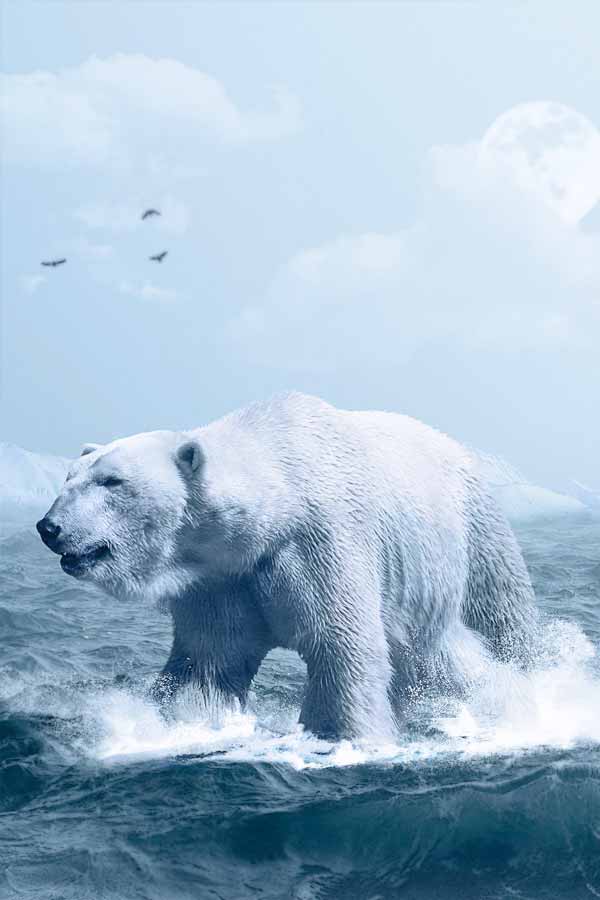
[36, 431, 205, 600]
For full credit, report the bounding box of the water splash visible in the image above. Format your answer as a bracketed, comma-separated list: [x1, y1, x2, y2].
[434, 619, 600, 754]
[68, 619, 600, 770]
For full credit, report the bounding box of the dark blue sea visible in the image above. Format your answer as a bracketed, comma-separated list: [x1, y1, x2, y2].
[1, 514, 600, 900]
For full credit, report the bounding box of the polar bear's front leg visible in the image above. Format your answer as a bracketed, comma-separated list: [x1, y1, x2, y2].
[151, 584, 274, 711]
[150, 650, 198, 707]
[262, 542, 397, 741]
[150, 638, 269, 710]
[298, 632, 397, 742]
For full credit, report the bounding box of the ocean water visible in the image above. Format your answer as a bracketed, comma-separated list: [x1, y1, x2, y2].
[1, 515, 600, 900]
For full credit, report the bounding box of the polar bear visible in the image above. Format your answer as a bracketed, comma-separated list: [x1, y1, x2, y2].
[37, 393, 537, 740]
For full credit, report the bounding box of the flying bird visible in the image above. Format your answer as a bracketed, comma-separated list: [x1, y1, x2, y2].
[149, 251, 168, 263]
[141, 208, 161, 220]
[41, 258, 67, 267]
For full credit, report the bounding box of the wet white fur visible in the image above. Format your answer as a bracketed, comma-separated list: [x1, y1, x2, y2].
[45, 393, 537, 740]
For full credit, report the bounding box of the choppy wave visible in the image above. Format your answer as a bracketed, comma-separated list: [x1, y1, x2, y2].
[1, 517, 600, 899]
[3, 617, 598, 773]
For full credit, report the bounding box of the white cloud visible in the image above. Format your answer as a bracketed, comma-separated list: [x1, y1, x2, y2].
[230, 103, 600, 370]
[67, 237, 115, 261]
[19, 274, 46, 295]
[118, 280, 178, 303]
[0, 54, 301, 170]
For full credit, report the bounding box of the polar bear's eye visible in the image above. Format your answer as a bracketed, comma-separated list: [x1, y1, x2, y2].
[99, 475, 124, 489]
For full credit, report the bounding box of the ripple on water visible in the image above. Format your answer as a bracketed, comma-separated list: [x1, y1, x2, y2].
[1, 516, 600, 898]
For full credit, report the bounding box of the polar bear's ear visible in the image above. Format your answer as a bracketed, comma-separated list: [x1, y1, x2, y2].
[175, 439, 205, 477]
[80, 443, 101, 457]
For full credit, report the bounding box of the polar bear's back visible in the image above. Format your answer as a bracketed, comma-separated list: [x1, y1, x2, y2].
[345, 406, 474, 506]
[197, 393, 535, 674]
[208, 392, 478, 566]
[225, 392, 476, 519]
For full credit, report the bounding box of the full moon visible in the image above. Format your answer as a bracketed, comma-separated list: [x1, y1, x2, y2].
[479, 101, 600, 225]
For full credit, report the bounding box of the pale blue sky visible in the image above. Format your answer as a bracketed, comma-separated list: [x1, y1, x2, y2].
[1, 2, 599, 490]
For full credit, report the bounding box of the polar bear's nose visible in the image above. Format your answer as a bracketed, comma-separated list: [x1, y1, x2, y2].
[36, 517, 62, 549]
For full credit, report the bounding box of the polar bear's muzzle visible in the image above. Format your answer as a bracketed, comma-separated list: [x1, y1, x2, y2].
[60, 543, 111, 578]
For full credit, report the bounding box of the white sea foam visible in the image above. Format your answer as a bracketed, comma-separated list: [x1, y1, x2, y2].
[81, 619, 600, 770]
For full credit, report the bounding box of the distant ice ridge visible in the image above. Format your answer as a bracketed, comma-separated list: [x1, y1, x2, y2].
[0, 441, 593, 524]
[0, 442, 69, 520]
[475, 451, 588, 521]
[570, 480, 600, 513]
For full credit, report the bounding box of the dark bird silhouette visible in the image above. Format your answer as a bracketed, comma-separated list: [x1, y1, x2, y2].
[41, 258, 67, 267]
[149, 251, 168, 263]
[141, 208, 161, 220]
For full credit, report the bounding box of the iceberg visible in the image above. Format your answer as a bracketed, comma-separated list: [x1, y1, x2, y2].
[0, 442, 70, 521]
[476, 451, 586, 522]
[570, 480, 600, 514]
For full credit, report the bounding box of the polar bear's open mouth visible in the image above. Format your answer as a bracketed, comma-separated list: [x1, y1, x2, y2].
[61, 544, 110, 577]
